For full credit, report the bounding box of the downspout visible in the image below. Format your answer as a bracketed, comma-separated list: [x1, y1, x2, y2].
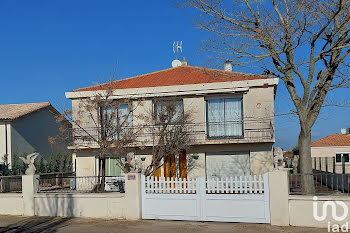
[4, 123, 9, 167]
[5, 123, 8, 156]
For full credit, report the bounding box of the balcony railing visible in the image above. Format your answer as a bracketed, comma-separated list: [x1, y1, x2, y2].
[69, 119, 274, 147]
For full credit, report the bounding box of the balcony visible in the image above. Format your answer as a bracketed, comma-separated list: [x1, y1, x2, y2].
[68, 119, 274, 149]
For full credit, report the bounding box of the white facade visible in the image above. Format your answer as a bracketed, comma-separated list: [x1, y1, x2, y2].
[67, 68, 279, 178]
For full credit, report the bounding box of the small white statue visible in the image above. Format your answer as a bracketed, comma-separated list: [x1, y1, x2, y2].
[20, 152, 39, 175]
[273, 147, 284, 169]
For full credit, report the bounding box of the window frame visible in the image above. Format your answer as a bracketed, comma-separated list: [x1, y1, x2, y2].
[205, 96, 244, 139]
[104, 102, 133, 140]
[335, 153, 350, 164]
[153, 99, 184, 125]
[105, 102, 133, 127]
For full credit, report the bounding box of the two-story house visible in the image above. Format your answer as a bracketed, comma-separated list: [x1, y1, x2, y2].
[66, 61, 278, 179]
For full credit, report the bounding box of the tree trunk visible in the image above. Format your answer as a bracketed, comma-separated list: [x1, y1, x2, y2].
[298, 127, 315, 194]
[100, 158, 106, 192]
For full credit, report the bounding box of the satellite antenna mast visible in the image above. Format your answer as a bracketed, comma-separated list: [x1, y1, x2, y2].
[172, 41, 182, 67]
[173, 41, 182, 60]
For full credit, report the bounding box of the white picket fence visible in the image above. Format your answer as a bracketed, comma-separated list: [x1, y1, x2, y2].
[143, 175, 265, 194]
[141, 174, 270, 223]
[144, 176, 197, 194]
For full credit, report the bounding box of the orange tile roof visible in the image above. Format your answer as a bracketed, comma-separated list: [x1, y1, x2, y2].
[283, 152, 295, 158]
[311, 133, 350, 147]
[74, 65, 269, 92]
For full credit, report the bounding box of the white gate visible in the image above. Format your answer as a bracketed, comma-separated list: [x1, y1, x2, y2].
[141, 174, 270, 223]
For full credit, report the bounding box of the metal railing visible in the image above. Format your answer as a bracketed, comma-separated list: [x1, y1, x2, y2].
[38, 176, 125, 193]
[289, 172, 350, 195]
[70, 119, 274, 146]
[0, 176, 22, 193]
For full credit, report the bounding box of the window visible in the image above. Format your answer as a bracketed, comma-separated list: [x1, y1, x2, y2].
[335, 153, 350, 164]
[106, 157, 124, 176]
[206, 97, 243, 138]
[105, 103, 133, 139]
[154, 100, 184, 124]
[106, 103, 132, 126]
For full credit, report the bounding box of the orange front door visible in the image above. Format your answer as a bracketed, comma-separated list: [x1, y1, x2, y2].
[153, 161, 161, 178]
[164, 154, 176, 179]
[163, 151, 187, 179]
[179, 150, 187, 179]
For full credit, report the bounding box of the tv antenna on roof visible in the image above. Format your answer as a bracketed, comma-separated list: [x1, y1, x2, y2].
[172, 41, 182, 67]
[173, 41, 182, 60]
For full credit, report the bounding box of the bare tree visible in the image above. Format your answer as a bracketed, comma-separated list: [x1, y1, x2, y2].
[183, 0, 350, 193]
[55, 80, 141, 191]
[142, 99, 194, 177]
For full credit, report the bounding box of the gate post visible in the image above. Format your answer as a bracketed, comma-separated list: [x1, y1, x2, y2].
[124, 173, 142, 220]
[22, 174, 39, 216]
[268, 170, 289, 226]
[197, 177, 205, 221]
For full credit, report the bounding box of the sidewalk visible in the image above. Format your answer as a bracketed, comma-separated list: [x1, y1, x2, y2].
[0, 215, 325, 233]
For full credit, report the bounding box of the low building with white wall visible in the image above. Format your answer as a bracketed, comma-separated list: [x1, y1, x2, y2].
[311, 128, 350, 173]
[66, 60, 279, 179]
[0, 102, 69, 168]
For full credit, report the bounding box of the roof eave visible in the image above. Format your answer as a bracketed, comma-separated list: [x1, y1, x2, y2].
[66, 78, 279, 99]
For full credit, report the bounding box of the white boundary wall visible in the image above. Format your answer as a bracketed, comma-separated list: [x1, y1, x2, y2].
[141, 174, 270, 223]
[34, 193, 126, 218]
[0, 193, 24, 215]
[0, 174, 141, 219]
[269, 170, 350, 229]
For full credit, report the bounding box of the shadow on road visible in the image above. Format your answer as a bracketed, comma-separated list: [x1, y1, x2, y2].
[0, 216, 70, 233]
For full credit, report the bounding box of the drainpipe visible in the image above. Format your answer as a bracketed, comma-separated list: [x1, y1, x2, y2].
[5, 123, 8, 157]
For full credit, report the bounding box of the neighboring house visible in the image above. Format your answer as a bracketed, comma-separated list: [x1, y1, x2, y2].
[0, 102, 69, 167]
[311, 128, 350, 174]
[66, 61, 279, 179]
[283, 151, 294, 168]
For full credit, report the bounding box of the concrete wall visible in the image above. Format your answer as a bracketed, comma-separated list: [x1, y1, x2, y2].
[289, 196, 350, 228]
[0, 173, 141, 219]
[0, 193, 24, 215]
[243, 86, 274, 125]
[268, 170, 350, 229]
[34, 193, 126, 218]
[35, 173, 141, 219]
[9, 107, 68, 165]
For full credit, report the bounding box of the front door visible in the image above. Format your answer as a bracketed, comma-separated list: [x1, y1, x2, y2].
[164, 150, 187, 179]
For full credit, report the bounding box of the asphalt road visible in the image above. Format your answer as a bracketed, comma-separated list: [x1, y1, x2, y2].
[0, 215, 325, 233]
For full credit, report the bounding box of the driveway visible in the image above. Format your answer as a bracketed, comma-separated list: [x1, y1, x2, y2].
[0, 215, 325, 233]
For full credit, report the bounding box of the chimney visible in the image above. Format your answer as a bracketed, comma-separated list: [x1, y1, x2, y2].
[224, 60, 232, 71]
[341, 128, 350, 134]
[181, 57, 188, 66]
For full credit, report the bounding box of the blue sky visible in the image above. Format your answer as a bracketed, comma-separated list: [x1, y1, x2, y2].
[0, 0, 349, 150]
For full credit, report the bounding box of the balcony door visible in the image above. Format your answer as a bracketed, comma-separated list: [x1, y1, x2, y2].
[206, 97, 243, 138]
